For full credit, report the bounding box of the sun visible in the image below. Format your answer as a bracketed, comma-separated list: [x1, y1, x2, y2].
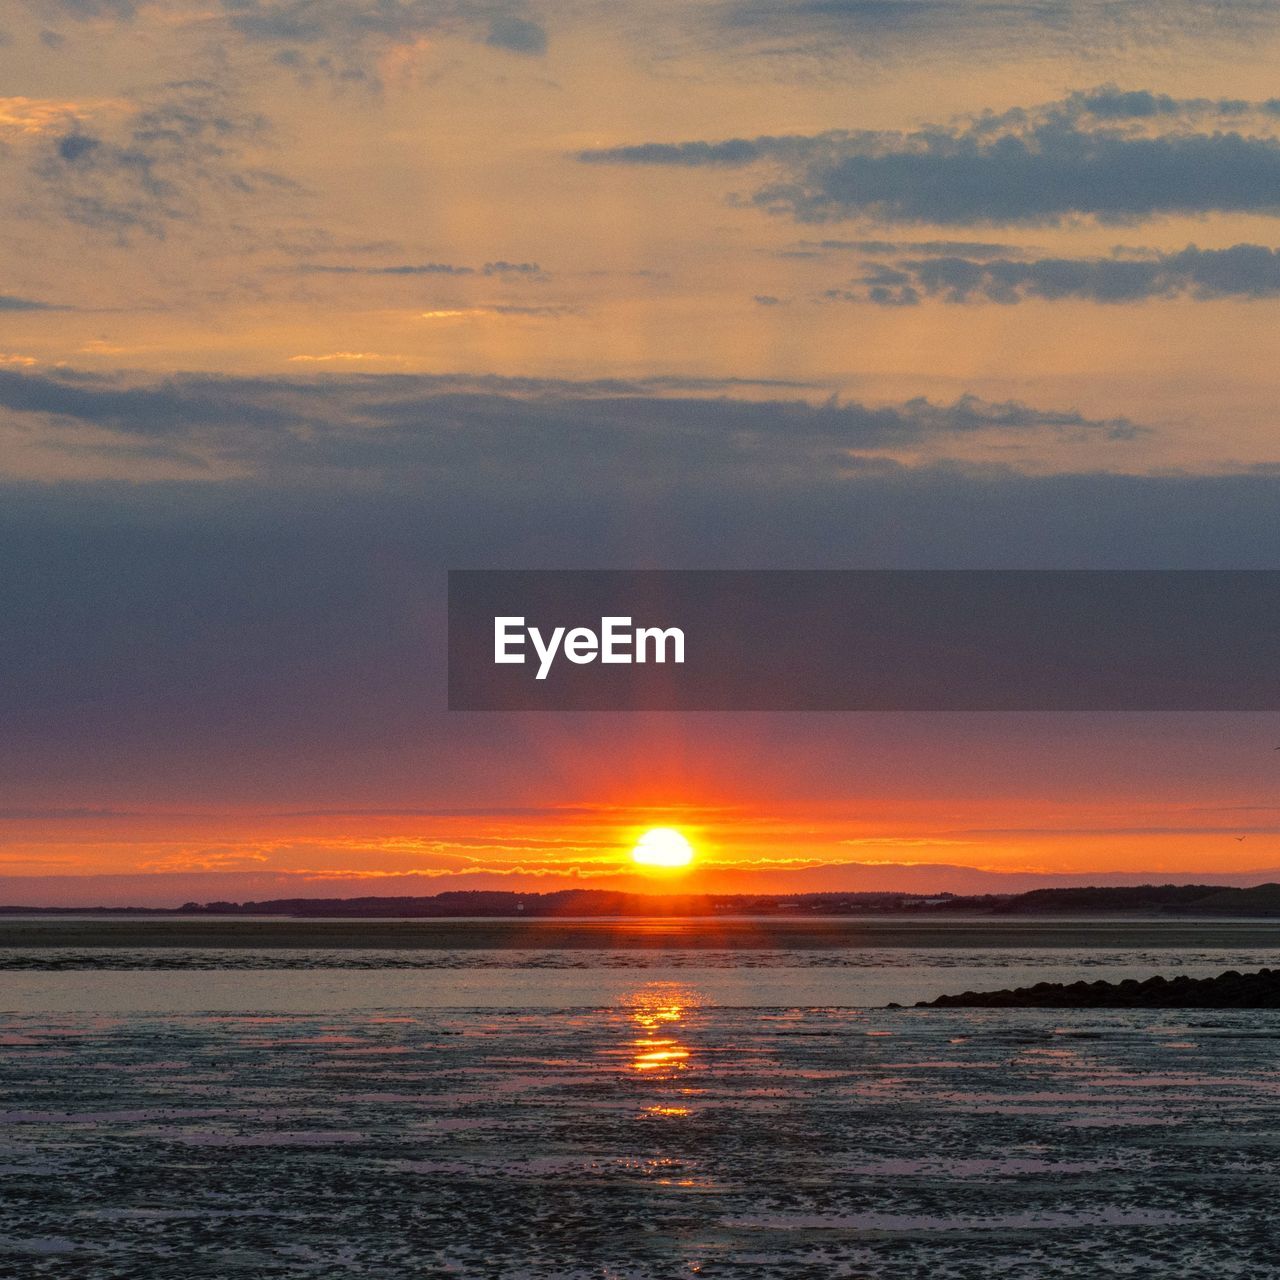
[630, 827, 695, 869]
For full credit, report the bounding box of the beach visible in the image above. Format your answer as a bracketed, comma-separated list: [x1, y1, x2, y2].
[2, 918, 1279, 1276]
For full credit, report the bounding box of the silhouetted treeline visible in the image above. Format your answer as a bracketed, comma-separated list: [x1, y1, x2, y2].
[172, 889, 981, 918]
[170, 883, 1280, 917]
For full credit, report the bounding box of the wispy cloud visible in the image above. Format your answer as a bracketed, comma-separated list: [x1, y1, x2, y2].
[824, 243, 1280, 305]
[702, 0, 1280, 61]
[24, 79, 296, 238]
[222, 0, 550, 86]
[415, 303, 572, 319]
[301, 259, 544, 278]
[287, 351, 391, 363]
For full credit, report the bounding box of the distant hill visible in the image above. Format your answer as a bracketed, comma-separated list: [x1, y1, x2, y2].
[169, 889, 989, 918]
[166, 883, 1279, 917]
[991, 885, 1228, 913]
[992, 883, 1280, 916]
[1176, 882, 1280, 916]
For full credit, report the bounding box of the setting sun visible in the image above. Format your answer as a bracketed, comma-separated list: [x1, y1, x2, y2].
[630, 827, 695, 869]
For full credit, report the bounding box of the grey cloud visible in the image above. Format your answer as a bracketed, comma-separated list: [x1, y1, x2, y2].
[0, 367, 1142, 483]
[1073, 88, 1253, 119]
[0, 294, 67, 311]
[579, 134, 823, 168]
[581, 90, 1280, 226]
[834, 244, 1280, 304]
[28, 80, 295, 238]
[301, 260, 542, 276]
[799, 238, 1023, 258]
[485, 14, 546, 53]
[1, 467, 1278, 761]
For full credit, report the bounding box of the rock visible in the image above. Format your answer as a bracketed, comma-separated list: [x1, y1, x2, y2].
[916, 967, 1280, 1009]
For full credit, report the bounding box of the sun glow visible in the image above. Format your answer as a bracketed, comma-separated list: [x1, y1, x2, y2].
[630, 827, 695, 869]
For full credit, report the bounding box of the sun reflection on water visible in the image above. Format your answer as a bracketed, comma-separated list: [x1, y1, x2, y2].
[622, 983, 700, 1088]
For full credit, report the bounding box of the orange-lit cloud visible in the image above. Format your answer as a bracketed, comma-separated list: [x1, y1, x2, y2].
[0, 96, 123, 138]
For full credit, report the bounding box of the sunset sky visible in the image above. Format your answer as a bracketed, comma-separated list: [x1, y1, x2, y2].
[3, 0, 1280, 904]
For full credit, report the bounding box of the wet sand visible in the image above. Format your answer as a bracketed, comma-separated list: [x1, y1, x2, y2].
[4, 914, 1280, 950]
[2, 999, 1276, 1278]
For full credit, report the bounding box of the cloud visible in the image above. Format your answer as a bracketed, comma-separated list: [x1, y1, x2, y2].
[217, 0, 549, 85]
[484, 14, 547, 54]
[0, 463, 1278, 777]
[287, 352, 390, 362]
[705, 0, 1280, 59]
[0, 96, 121, 139]
[827, 243, 1280, 304]
[0, 294, 66, 311]
[0, 367, 1144, 482]
[579, 89, 1280, 226]
[301, 260, 543, 277]
[30, 0, 138, 19]
[23, 79, 296, 238]
[794, 238, 1022, 258]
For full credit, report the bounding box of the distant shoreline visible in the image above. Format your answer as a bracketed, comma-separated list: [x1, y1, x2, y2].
[5, 915, 1280, 950]
[3, 883, 1280, 920]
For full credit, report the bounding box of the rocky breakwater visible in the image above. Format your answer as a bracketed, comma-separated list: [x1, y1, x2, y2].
[914, 967, 1280, 1008]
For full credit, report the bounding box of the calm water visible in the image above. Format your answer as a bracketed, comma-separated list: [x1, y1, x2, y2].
[2, 944, 1280, 1011]
[3, 937, 1279, 1276]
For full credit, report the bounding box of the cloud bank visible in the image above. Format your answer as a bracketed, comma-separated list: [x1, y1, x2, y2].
[580, 89, 1280, 226]
[0, 367, 1143, 482]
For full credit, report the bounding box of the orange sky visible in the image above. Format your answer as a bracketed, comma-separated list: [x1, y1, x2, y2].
[3, 3, 1280, 903]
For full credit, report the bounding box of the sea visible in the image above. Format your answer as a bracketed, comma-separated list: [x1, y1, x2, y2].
[1, 917, 1278, 1278]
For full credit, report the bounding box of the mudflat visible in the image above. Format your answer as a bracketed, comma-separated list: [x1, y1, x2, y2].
[5, 915, 1280, 950]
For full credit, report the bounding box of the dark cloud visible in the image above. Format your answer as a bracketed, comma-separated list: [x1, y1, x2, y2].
[25, 80, 295, 238]
[580, 90, 1280, 226]
[0, 367, 1143, 482]
[0, 358, 1270, 781]
[485, 14, 547, 53]
[301, 260, 543, 277]
[579, 135, 818, 167]
[0, 465, 1277, 768]
[798, 238, 1022, 258]
[0, 294, 66, 311]
[1074, 87, 1254, 119]
[828, 243, 1280, 304]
